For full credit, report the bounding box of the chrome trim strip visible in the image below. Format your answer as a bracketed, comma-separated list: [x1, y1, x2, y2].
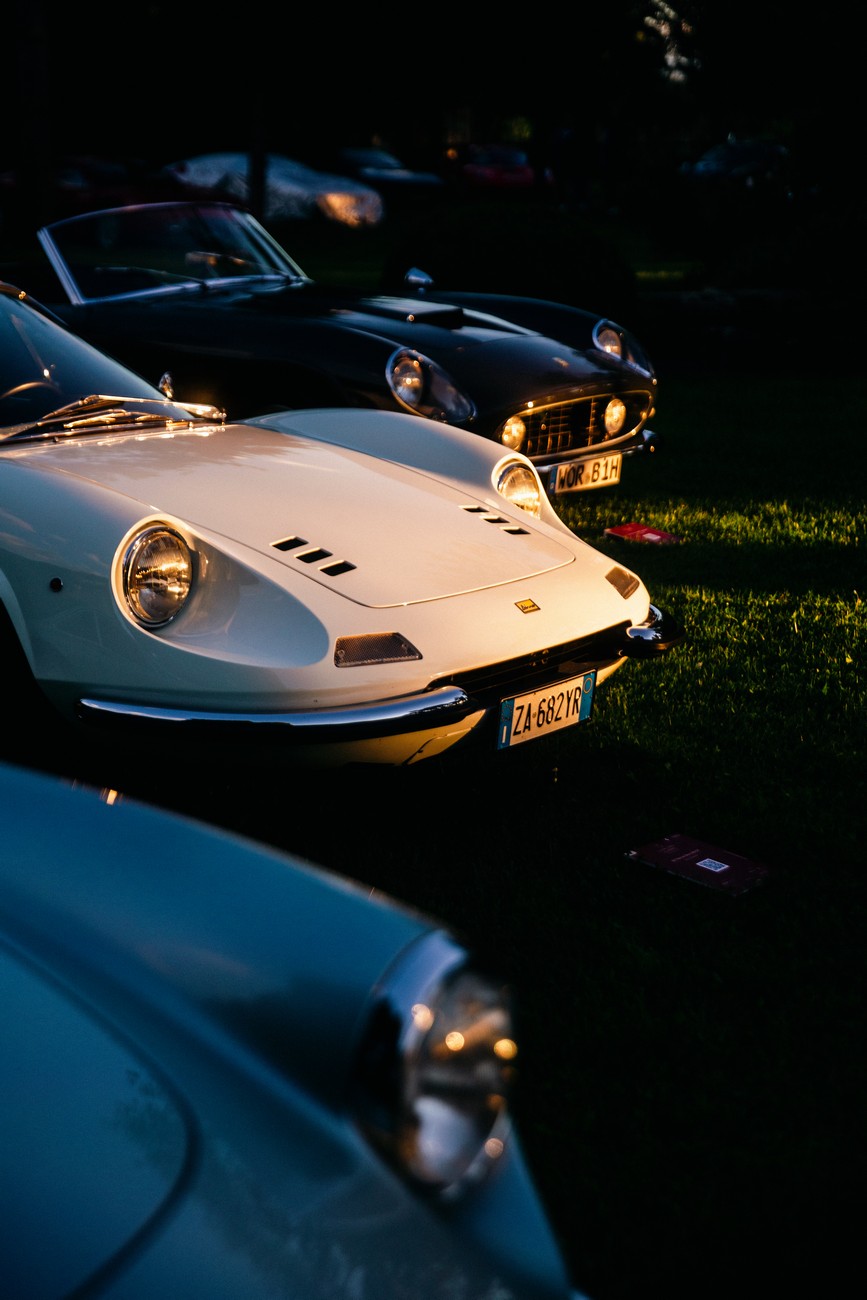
[77, 684, 474, 740]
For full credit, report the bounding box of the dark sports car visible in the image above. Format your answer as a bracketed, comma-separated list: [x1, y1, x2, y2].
[3, 200, 660, 501]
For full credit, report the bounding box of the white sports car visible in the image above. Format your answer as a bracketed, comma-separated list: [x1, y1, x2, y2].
[0, 281, 683, 770]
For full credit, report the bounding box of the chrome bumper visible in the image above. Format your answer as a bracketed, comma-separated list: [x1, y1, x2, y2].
[77, 685, 477, 744]
[77, 606, 684, 743]
[621, 603, 685, 657]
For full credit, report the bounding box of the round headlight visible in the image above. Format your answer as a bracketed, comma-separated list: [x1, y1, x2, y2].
[499, 415, 526, 451]
[593, 320, 654, 376]
[402, 967, 515, 1188]
[386, 348, 475, 423]
[603, 397, 627, 435]
[123, 526, 193, 626]
[354, 934, 516, 1195]
[594, 323, 623, 358]
[496, 460, 542, 517]
[390, 352, 426, 406]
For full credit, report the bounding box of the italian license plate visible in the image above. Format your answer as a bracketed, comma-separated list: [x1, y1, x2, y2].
[497, 671, 596, 749]
[553, 452, 622, 494]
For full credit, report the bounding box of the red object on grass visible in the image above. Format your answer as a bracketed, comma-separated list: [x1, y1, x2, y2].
[626, 833, 770, 894]
[604, 523, 682, 543]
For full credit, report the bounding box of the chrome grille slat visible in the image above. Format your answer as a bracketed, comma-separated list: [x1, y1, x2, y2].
[518, 392, 652, 458]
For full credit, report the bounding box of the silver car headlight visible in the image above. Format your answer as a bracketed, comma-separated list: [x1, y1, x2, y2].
[386, 348, 476, 424]
[122, 526, 194, 626]
[593, 319, 655, 376]
[354, 932, 516, 1197]
[496, 460, 543, 517]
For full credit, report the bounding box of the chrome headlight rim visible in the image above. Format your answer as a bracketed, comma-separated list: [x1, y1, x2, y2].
[495, 458, 543, 518]
[592, 318, 655, 377]
[353, 931, 516, 1198]
[386, 347, 476, 424]
[121, 524, 195, 628]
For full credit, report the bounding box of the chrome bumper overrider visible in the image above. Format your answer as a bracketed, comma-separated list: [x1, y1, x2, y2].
[621, 604, 685, 656]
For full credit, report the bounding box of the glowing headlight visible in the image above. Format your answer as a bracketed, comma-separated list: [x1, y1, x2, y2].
[496, 460, 542, 517]
[391, 352, 425, 405]
[594, 323, 623, 358]
[499, 414, 526, 450]
[123, 526, 193, 626]
[354, 934, 515, 1195]
[603, 397, 628, 434]
[593, 319, 655, 376]
[386, 348, 475, 423]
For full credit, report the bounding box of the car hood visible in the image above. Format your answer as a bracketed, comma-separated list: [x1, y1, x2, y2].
[339, 293, 615, 384]
[77, 283, 619, 393]
[290, 284, 614, 376]
[21, 415, 605, 608]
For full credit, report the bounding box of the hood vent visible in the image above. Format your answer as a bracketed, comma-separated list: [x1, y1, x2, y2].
[272, 534, 356, 577]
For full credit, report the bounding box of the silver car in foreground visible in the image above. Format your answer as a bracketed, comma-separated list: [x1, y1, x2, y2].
[0, 760, 589, 1298]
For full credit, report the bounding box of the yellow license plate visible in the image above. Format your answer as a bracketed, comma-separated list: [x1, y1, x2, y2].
[497, 671, 596, 749]
[554, 453, 622, 493]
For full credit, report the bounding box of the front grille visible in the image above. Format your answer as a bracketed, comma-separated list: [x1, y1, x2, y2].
[434, 625, 629, 708]
[518, 390, 653, 458]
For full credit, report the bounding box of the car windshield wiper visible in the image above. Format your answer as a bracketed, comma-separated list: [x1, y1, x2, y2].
[0, 393, 213, 443]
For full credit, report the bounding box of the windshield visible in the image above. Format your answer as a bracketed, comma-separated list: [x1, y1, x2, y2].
[38, 202, 307, 304]
[0, 288, 194, 432]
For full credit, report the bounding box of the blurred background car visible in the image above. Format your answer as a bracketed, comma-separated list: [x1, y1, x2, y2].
[677, 136, 795, 194]
[326, 144, 446, 208]
[0, 759, 587, 1298]
[674, 135, 809, 224]
[443, 143, 554, 192]
[162, 151, 384, 227]
[0, 152, 200, 238]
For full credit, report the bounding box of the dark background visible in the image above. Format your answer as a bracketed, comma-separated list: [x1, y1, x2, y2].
[5, 1, 851, 214]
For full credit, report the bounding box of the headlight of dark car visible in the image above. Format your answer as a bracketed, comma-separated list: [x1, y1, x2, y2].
[593, 320, 655, 376]
[354, 932, 516, 1196]
[122, 525, 194, 626]
[386, 348, 476, 424]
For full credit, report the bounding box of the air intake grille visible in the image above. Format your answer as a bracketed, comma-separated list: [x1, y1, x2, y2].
[518, 391, 652, 457]
[436, 625, 630, 707]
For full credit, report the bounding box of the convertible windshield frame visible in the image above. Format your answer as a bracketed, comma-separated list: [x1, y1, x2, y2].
[37, 201, 309, 306]
[0, 394, 203, 444]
